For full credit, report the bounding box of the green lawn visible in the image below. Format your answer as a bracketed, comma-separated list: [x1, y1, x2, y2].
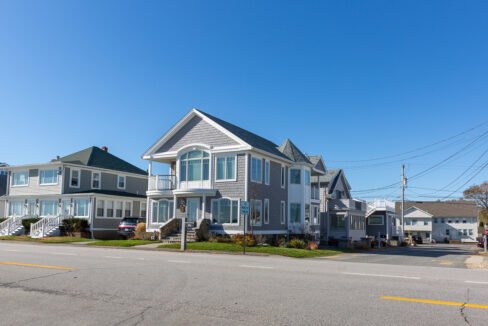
[159, 242, 345, 258]
[0, 236, 93, 243]
[87, 239, 155, 247]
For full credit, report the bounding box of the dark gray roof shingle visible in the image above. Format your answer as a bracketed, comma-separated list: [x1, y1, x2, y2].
[278, 139, 312, 164]
[197, 110, 291, 161]
[58, 147, 147, 176]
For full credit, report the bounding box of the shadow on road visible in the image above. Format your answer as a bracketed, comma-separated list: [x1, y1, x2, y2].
[359, 244, 477, 259]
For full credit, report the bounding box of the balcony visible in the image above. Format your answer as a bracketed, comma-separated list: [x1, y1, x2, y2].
[330, 199, 367, 212]
[148, 175, 176, 192]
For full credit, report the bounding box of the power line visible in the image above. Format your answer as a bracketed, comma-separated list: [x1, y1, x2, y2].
[328, 120, 488, 163]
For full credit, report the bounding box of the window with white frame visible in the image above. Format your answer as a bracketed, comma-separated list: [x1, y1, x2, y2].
[74, 199, 89, 217]
[290, 169, 301, 184]
[117, 176, 126, 189]
[264, 160, 270, 185]
[180, 150, 210, 182]
[304, 204, 310, 223]
[264, 199, 269, 224]
[280, 201, 286, 224]
[368, 215, 384, 225]
[11, 171, 28, 186]
[8, 201, 24, 216]
[312, 206, 319, 225]
[96, 200, 105, 217]
[39, 169, 58, 185]
[124, 201, 132, 217]
[304, 170, 310, 186]
[115, 201, 123, 217]
[92, 172, 101, 189]
[250, 199, 262, 225]
[211, 198, 239, 224]
[251, 157, 262, 183]
[106, 200, 114, 218]
[140, 202, 147, 218]
[216, 156, 236, 181]
[281, 165, 286, 188]
[70, 169, 80, 188]
[151, 200, 174, 224]
[40, 200, 57, 217]
[290, 203, 301, 224]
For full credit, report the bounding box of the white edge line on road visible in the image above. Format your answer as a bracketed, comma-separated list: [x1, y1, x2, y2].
[342, 272, 420, 280]
[52, 252, 77, 256]
[168, 260, 191, 264]
[3, 249, 20, 252]
[104, 256, 123, 259]
[239, 265, 273, 270]
[465, 281, 488, 285]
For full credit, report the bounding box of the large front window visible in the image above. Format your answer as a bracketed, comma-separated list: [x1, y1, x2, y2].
[8, 201, 24, 216]
[40, 169, 58, 185]
[290, 169, 301, 184]
[180, 150, 209, 182]
[40, 200, 57, 217]
[74, 199, 89, 217]
[12, 171, 28, 186]
[250, 199, 262, 225]
[151, 200, 174, 224]
[211, 198, 238, 224]
[330, 214, 345, 229]
[251, 157, 262, 183]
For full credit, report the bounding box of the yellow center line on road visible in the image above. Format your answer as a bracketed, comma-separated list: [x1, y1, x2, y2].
[0, 261, 77, 271]
[381, 296, 488, 309]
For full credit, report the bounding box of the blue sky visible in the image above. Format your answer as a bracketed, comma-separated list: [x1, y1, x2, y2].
[1, 0, 487, 201]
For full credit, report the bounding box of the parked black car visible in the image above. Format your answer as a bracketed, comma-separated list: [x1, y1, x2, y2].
[411, 235, 423, 245]
[117, 217, 144, 239]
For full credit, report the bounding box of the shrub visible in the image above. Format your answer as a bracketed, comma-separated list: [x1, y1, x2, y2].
[307, 241, 319, 250]
[62, 218, 89, 233]
[22, 218, 41, 233]
[289, 238, 306, 249]
[133, 222, 146, 239]
[231, 234, 257, 247]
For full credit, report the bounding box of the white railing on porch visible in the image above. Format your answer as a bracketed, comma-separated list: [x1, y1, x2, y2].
[148, 175, 177, 191]
[0, 216, 25, 236]
[30, 216, 62, 239]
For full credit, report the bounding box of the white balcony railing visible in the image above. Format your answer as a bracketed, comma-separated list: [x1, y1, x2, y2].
[148, 175, 176, 191]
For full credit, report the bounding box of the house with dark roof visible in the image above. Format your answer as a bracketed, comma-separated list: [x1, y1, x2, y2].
[142, 108, 326, 240]
[0, 147, 147, 239]
[394, 201, 479, 243]
[311, 169, 367, 243]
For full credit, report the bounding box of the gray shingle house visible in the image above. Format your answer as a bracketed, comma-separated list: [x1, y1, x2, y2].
[142, 109, 326, 240]
[0, 147, 147, 239]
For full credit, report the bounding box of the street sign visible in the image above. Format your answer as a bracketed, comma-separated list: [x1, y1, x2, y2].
[240, 201, 249, 215]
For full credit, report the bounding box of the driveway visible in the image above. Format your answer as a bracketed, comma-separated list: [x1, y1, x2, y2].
[324, 244, 480, 268]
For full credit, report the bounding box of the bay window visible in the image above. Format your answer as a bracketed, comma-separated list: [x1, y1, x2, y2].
[180, 150, 209, 182]
[216, 156, 236, 181]
[290, 203, 301, 224]
[39, 169, 58, 185]
[211, 198, 239, 224]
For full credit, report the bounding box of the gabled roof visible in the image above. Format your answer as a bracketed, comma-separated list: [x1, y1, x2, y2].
[404, 206, 434, 218]
[278, 139, 312, 164]
[395, 201, 479, 217]
[58, 147, 147, 176]
[311, 169, 352, 195]
[197, 110, 291, 161]
[307, 155, 326, 173]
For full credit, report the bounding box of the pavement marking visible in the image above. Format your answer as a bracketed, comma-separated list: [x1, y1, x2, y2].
[103, 256, 123, 259]
[239, 265, 273, 270]
[168, 260, 191, 264]
[381, 296, 488, 309]
[0, 261, 77, 271]
[3, 249, 20, 252]
[52, 252, 77, 256]
[342, 272, 420, 280]
[465, 281, 488, 285]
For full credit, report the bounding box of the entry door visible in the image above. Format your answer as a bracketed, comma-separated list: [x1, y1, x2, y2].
[187, 198, 200, 223]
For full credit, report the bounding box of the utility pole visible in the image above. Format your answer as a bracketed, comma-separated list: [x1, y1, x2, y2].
[401, 163, 406, 243]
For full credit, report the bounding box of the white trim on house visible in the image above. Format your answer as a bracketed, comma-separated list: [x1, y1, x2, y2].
[91, 171, 101, 190]
[69, 168, 81, 188]
[264, 160, 270, 185]
[214, 154, 237, 182]
[117, 175, 126, 190]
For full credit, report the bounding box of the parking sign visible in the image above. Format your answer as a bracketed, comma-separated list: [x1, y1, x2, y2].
[240, 201, 249, 215]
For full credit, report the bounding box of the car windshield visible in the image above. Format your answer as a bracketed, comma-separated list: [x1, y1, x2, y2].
[120, 219, 139, 225]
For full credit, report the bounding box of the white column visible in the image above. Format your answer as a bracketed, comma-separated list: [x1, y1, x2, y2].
[202, 196, 206, 220]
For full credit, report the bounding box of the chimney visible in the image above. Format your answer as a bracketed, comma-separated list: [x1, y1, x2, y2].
[101, 146, 108, 152]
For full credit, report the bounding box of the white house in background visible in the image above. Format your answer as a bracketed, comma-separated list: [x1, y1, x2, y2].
[395, 201, 479, 243]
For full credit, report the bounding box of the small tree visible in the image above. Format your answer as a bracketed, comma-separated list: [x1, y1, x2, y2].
[463, 181, 488, 228]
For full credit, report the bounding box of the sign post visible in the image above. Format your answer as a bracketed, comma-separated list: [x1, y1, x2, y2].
[241, 201, 249, 255]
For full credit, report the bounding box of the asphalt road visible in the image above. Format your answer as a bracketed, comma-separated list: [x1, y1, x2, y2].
[328, 244, 480, 269]
[1, 242, 487, 326]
